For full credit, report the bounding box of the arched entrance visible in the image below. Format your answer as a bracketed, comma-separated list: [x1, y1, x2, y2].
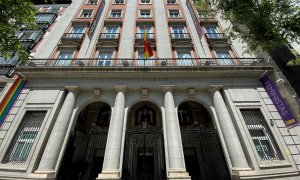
[122, 101, 166, 180]
[178, 101, 230, 180]
[57, 102, 111, 180]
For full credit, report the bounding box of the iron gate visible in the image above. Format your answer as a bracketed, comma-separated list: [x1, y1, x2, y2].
[181, 125, 230, 180]
[122, 127, 166, 180]
[57, 127, 107, 180]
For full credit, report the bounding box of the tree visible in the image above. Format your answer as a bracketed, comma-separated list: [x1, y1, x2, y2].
[194, 0, 300, 53]
[0, 0, 36, 60]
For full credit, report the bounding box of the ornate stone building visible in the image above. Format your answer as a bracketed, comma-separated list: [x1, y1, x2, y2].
[1, 0, 300, 179]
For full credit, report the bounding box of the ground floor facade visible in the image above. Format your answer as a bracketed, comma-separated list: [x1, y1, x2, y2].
[1, 72, 300, 179]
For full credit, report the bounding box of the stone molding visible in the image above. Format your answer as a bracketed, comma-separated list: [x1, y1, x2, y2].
[114, 85, 127, 93]
[162, 85, 176, 93]
[208, 85, 223, 93]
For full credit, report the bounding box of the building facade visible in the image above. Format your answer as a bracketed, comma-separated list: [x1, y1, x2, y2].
[1, 0, 300, 179]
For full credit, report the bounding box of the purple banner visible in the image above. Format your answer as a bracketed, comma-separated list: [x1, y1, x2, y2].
[260, 73, 298, 128]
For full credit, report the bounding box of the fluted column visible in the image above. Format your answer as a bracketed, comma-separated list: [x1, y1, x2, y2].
[208, 85, 250, 170]
[162, 85, 190, 180]
[35, 86, 79, 175]
[97, 86, 127, 180]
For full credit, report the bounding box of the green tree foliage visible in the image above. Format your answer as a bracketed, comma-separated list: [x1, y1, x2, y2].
[0, 0, 36, 60]
[194, 0, 300, 52]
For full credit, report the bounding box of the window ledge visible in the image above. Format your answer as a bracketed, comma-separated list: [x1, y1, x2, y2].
[259, 160, 292, 169]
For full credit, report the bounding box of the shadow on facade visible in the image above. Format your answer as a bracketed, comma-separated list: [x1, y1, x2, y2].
[57, 102, 111, 180]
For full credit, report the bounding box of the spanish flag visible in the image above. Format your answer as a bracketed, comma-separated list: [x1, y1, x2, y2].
[144, 30, 153, 58]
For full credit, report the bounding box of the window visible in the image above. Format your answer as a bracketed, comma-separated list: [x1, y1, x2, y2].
[139, 10, 151, 18]
[2, 111, 46, 164]
[169, 10, 180, 18]
[137, 26, 152, 39]
[176, 48, 193, 66]
[81, 10, 93, 18]
[241, 109, 283, 161]
[140, 0, 151, 4]
[35, 13, 56, 24]
[98, 48, 113, 66]
[171, 26, 186, 39]
[167, 0, 177, 4]
[215, 51, 233, 65]
[205, 26, 221, 38]
[96, 106, 111, 126]
[110, 10, 122, 18]
[136, 48, 154, 66]
[103, 26, 118, 38]
[18, 30, 42, 41]
[114, 0, 125, 4]
[0, 83, 5, 94]
[70, 27, 85, 39]
[87, 0, 98, 4]
[55, 51, 74, 66]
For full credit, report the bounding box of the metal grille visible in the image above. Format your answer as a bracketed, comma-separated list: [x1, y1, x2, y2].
[122, 128, 166, 180]
[181, 127, 230, 180]
[241, 109, 284, 161]
[2, 111, 46, 164]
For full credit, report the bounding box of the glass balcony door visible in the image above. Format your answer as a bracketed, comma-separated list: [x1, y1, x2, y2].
[177, 48, 192, 66]
[105, 26, 118, 38]
[216, 51, 233, 65]
[55, 51, 73, 66]
[98, 50, 112, 66]
[205, 26, 220, 38]
[172, 26, 185, 39]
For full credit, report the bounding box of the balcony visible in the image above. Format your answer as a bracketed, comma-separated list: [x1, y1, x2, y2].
[205, 33, 230, 48]
[61, 33, 85, 42]
[135, 33, 155, 43]
[98, 33, 120, 48]
[0, 56, 19, 77]
[170, 33, 191, 41]
[19, 57, 269, 68]
[19, 30, 44, 51]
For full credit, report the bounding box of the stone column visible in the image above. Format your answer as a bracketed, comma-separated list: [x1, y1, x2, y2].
[97, 86, 127, 180]
[35, 86, 79, 175]
[208, 85, 250, 170]
[162, 85, 190, 180]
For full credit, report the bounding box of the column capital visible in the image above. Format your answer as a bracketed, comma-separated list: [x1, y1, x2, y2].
[208, 85, 223, 93]
[161, 85, 176, 93]
[65, 86, 80, 93]
[114, 85, 127, 93]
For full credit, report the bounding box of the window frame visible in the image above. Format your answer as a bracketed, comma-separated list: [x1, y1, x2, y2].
[235, 105, 291, 168]
[168, 9, 181, 18]
[80, 9, 93, 18]
[97, 48, 115, 66]
[113, 0, 125, 4]
[110, 9, 122, 18]
[166, 0, 177, 4]
[139, 9, 152, 18]
[140, 0, 151, 4]
[0, 107, 50, 169]
[86, 0, 98, 4]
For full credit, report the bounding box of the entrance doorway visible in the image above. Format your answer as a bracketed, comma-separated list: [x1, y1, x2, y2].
[122, 102, 166, 180]
[178, 101, 230, 180]
[57, 102, 111, 180]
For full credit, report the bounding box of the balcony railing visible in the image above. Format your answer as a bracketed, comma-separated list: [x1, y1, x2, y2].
[19, 58, 268, 67]
[61, 33, 85, 41]
[99, 33, 120, 39]
[135, 33, 155, 39]
[205, 33, 227, 39]
[170, 33, 191, 40]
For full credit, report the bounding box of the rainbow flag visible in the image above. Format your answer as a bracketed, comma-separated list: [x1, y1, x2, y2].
[0, 76, 27, 127]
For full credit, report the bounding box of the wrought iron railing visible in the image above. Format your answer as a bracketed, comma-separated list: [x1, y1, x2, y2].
[170, 33, 191, 40]
[135, 33, 155, 39]
[19, 58, 268, 67]
[62, 33, 85, 40]
[205, 33, 227, 39]
[99, 33, 120, 39]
